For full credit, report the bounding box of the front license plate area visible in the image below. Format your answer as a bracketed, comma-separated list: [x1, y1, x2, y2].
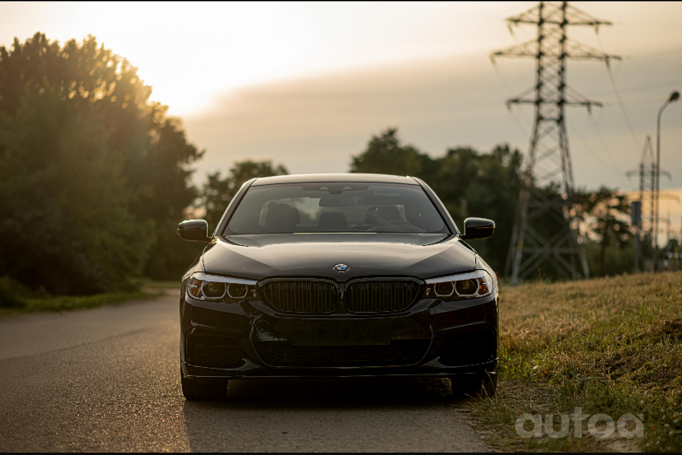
[293, 321, 390, 346]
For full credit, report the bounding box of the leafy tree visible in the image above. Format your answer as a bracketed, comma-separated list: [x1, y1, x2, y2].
[350, 128, 434, 177]
[0, 33, 203, 289]
[199, 160, 289, 231]
[0, 88, 147, 293]
[442, 145, 522, 269]
[574, 186, 633, 276]
[351, 128, 523, 272]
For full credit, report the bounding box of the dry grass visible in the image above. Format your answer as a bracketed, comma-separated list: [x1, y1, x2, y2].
[470, 271, 682, 452]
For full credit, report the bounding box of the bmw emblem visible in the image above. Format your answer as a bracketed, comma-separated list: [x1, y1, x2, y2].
[333, 264, 350, 274]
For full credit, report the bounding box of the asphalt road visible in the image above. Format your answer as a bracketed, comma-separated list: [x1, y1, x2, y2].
[0, 292, 489, 452]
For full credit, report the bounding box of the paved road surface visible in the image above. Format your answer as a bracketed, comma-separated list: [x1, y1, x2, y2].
[0, 292, 489, 452]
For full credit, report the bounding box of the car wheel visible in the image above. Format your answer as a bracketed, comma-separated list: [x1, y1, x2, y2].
[451, 373, 497, 398]
[181, 368, 228, 400]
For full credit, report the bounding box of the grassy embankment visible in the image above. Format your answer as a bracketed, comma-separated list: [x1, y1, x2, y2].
[470, 271, 682, 452]
[0, 278, 178, 317]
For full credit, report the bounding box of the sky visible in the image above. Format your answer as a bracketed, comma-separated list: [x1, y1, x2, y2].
[2, 1, 682, 235]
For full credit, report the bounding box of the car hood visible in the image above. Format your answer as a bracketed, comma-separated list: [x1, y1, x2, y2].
[201, 234, 476, 282]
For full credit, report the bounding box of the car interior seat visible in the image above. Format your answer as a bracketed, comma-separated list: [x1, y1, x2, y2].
[365, 206, 379, 227]
[317, 212, 349, 231]
[375, 206, 402, 224]
[264, 203, 300, 233]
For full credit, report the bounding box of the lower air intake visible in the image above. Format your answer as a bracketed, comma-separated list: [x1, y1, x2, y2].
[255, 340, 430, 367]
[188, 336, 245, 368]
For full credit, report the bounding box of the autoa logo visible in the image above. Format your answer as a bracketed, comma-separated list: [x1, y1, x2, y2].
[515, 408, 644, 439]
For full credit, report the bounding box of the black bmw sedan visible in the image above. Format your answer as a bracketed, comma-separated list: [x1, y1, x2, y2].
[177, 173, 498, 400]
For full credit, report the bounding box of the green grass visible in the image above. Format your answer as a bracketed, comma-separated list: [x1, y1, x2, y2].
[469, 271, 682, 452]
[0, 291, 162, 317]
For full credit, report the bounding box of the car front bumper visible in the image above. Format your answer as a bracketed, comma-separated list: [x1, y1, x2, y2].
[180, 289, 498, 381]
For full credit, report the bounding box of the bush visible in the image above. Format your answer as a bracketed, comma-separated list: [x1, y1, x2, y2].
[0, 276, 27, 308]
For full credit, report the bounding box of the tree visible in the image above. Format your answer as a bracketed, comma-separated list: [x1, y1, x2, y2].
[574, 186, 633, 276]
[0, 88, 147, 293]
[199, 160, 289, 231]
[350, 128, 523, 272]
[0, 33, 203, 290]
[350, 128, 434, 177]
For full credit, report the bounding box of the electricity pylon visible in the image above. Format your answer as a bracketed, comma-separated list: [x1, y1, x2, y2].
[492, 1, 621, 284]
[627, 136, 657, 271]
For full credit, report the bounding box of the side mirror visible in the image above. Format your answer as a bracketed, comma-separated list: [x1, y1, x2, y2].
[178, 219, 210, 242]
[460, 217, 495, 240]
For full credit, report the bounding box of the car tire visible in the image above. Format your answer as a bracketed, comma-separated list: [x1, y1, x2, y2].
[181, 368, 228, 401]
[451, 373, 497, 398]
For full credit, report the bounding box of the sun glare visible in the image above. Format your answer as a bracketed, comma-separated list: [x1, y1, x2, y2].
[5, 2, 520, 116]
[72, 3, 314, 115]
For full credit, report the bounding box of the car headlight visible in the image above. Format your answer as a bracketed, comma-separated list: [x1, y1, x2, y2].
[186, 272, 258, 302]
[424, 270, 493, 300]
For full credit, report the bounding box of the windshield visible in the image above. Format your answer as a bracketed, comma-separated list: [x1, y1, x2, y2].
[224, 183, 448, 235]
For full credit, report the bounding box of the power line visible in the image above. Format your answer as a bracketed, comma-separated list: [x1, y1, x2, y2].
[587, 78, 682, 96]
[490, 59, 516, 94]
[586, 113, 633, 191]
[507, 109, 533, 142]
[490, 59, 534, 140]
[567, 121, 632, 190]
[626, 48, 682, 60]
[606, 54, 624, 81]
[602, 98, 678, 108]
[605, 62, 641, 156]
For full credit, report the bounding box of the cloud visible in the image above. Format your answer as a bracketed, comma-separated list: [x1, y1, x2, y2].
[183, 53, 525, 177]
[183, 47, 682, 196]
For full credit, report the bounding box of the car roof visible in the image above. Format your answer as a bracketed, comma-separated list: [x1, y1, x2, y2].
[251, 173, 419, 186]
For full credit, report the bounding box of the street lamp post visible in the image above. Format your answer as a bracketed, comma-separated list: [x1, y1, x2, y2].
[654, 90, 679, 272]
